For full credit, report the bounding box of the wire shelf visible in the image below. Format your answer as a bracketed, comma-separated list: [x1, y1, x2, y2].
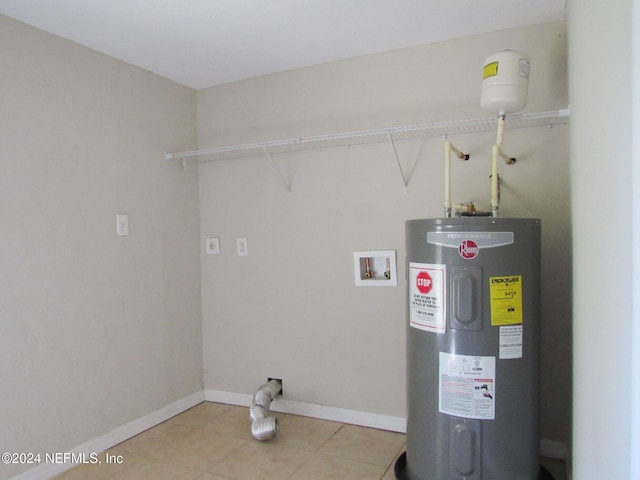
[165, 109, 569, 163]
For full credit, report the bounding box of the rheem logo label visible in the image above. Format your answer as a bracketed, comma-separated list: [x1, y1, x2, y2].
[459, 240, 479, 259]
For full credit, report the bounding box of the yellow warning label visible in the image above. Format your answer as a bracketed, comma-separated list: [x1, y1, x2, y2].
[483, 61, 499, 80]
[490, 275, 523, 325]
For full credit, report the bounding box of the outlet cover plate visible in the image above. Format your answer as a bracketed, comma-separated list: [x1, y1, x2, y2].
[237, 238, 248, 256]
[116, 214, 129, 236]
[205, 237, 220, 254]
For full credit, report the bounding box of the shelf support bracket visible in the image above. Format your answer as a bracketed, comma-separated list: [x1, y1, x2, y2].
[387, 131, 409, 193]
[263, 146, 292, 195]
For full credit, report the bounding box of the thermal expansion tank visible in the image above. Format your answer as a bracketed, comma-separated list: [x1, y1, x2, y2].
[404, 217, 541, 480]
[480, 50, 530, 115]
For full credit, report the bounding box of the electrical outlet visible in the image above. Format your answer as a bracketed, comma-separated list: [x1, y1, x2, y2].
[205, 237, 220, 254]
[237, 237, 248, 256]
[116, 214, 129, 236]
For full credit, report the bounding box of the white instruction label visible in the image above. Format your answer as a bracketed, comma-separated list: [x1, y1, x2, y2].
[499, 325, 523, 359]
[439, 352, 496, 420]
[409, 263, 446, 334]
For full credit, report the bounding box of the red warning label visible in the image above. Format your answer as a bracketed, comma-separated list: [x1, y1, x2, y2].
[409, 263, 446, 334]
[416, 271, 433, 294]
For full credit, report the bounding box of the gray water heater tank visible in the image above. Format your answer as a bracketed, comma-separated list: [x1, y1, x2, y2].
[397, 217, 546, 480]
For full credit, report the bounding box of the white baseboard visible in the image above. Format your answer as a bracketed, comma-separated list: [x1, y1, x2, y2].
[10, 390, 204, 480]
[204, 388, 406, 433]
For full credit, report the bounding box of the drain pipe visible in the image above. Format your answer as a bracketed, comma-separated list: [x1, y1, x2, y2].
[249, 379, 282, 441]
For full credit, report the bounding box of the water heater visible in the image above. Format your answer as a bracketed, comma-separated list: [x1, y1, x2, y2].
[396, 217, 551, 480]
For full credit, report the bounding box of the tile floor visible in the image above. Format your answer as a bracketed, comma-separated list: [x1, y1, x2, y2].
[53, 401, 566, 480]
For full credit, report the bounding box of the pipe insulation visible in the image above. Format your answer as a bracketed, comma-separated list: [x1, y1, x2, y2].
[444, 141, 452, 218]
[444, 141, 469, 218]
[491, 115, 506, 217]
[249, 379, 282, 441]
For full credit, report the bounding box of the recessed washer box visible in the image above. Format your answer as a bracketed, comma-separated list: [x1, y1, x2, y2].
[353, 250, 397, 287]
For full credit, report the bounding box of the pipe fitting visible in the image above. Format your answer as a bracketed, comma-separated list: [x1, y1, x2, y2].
[249, 379, 282, 441]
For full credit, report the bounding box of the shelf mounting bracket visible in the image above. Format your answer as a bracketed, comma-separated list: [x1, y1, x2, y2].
[387, 131, 409, 193]
[263, 146, 292, 195]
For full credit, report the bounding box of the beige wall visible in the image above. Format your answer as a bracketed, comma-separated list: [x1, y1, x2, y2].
[0, 15, 201, 479]
[198, 22, 571, 446]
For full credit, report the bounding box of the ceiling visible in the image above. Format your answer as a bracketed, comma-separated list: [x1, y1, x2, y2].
[0, 0, 566, 90]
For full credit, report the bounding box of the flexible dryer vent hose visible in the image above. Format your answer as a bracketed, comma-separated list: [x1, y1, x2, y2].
[249, 379, 282, 440]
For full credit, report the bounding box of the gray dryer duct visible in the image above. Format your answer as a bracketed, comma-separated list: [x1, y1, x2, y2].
[249, 379, 282, 440]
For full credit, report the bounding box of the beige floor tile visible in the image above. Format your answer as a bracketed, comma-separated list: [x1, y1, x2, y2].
[50, 406, 566, 480]
[195, 473, 234, 480]
[289, 452, 387, 480]
[52, 466, 107, 480]
[109, 458, 202, 480]
[52, 464, 109, 480]
[381, 465, 396, 480]
[147, 429, 248, 471]
[201, 405, 253, 441]
[319, 424, 406, 466]
[381, 445, 406, 480]
[52, 449, 144, 479]
[270, 413, 343, 451]
[167, 402, 234, 428]
[114, 423, 195, 456]
[209, 441, 312, 480]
